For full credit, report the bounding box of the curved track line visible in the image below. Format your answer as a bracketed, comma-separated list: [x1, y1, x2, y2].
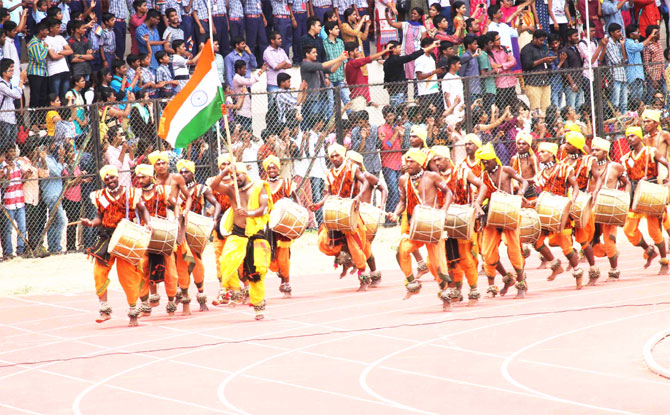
[643, 328, 670, 379]
[500, 302, 670, 415]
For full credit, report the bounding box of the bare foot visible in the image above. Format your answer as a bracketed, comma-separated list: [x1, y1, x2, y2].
[500, 278, 515, 296]
[575, 276, 583, 290]
[586, 278, 598, 286]
[403, 290, 419, 300]
[442, 300, 452, 312]
[645, 249, 658, 269]
[467, 298, 478, 307]
[182, 303, 191, 316]
[514, 289, 526, 299]
[660, 264, 669, 275]
[95, 314, 111, 323]
[547, 265, 564, 281]
[128, 317, 139, 327]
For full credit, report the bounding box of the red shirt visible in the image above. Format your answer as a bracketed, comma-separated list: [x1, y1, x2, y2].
[345, 57, 372, 101]
[378, 123, 402, 170]
[129, 14, 147, 55]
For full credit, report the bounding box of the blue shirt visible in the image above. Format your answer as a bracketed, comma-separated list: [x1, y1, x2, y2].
[136, 23, 161, 69]
[224, 50, 257, 86]
[601, 0, 627, 33]
[458, 50, 481, 95]
[41, 155, 64, 200]
[625, 38, 645, 82]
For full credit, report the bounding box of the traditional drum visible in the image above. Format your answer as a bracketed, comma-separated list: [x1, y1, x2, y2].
[632, 180, 669, 216]
[147, 217, 178, 256]
[594, 188, 629, 226]
[535, 192, 572, 232]
[409, 205, 446, 244]
[444, 204, 475, 240]
[269, 198, 309, 240]
[217, 208, 232, 237]
[323, 197, 359, 232]
[108, 219, 151, 266]
[359, 202, 385, 241]
[570, 191, 593, 228]
[519, 208, 542, 245]
[486, 192, 522, 231]
[185, 212, 214, 254]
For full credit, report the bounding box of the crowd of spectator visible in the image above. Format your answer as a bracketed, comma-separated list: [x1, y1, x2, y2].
[1, 0, 670, 261]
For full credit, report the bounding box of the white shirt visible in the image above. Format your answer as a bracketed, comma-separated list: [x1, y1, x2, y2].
[4, 0, 22, 25]
[308, 131, 328, 179]
[550, 0, 568, 24]
[172, 54, 189, 92]
[487, 21, 518, 52]
[45, 35, 70, 76]
[292, 131, 310, 177]
[414, 54, 439, 96]
[442, 72, 464, 120]
[242, 139, 262, 181]
[2, 39, 20, 87]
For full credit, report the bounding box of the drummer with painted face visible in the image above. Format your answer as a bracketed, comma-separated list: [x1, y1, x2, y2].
[387, 149, 454, 311]
[148, 151, 192, 219]
[210, 162, 273, 320]
[135, 163, 179, 318]
[262, 155, 299, 297]
[590, 137, 631, 282]
[81, 165, 152, 327]
[510, 132, 539, 201]
[176, 160, 221, 314]
[641, 109, 670, 240]
[347, 151, 387, 288]
[561, 131, 603, 286]
[622, 126, 670, 275]
[533, 142, 581, 288]
[310, 144, 374, 291]
[473, 144, 529, 299]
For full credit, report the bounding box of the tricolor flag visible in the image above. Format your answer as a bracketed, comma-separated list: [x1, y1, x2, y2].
[158, 39, 224, 148]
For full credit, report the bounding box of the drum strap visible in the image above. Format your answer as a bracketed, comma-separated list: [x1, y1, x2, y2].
[87, 226, 115, 266]
[644, 146, 650, 180]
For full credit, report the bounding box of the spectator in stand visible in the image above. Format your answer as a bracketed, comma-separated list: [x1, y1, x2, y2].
[111, 58, 141, 96]
[341, 7, 369, 51]
[323, 21, 349, 117]
[3, 19, 24, 89]
[87, 12, 103, 72]
[385, 7, 427, 82]
[458, 36, 481, 101]
[289, 113, 316, 227]
[578, 22, 606, 101]
[383, 39, 436, 106]
[136, 9, 165, 71]
[104, 125, 134, 187]
[291, 0, 309, 64]
[126, 54, 139, 84]
[345, 41, 390, 102]
[27, 21, 50, 109]
[350, 110, 381, 176]
[521, 29, 553, 112]
[299, 16, 326, 63]
[270, 0, 293, 58]
[643, 24, 664, 100]
[477, 34, 497, 113]
[487, 5, 518, 56]
[99, 13, 117, 70]
[263, 31, 292, 106]
[40, 142, 67, 254]
[68, 20, 94, 80]
[155, 50, 178, 97]
[547, 32, 566, 106]
[1, 144, 27, 258]
[191, 0, 211, 52]
[23, 143, 50, 257]
[378, 105, 402, 213]
[244, 0, 269, 63]
[45, 93, 64, 139]
[442, 55, 464, 121]
[602, 0, 628, 34]
[577, 0, 604, 39]
[300, 44, 346, 129]
[163, 8, 185, 54]
[232, 59, 267, 130]
[276, 73, 307, 123]
[62, 143, 85, 252]
[488, 30, 518, 109]
[108, 0, 130, 59]
[210, 0, 231, 56]
[228, 0, 245, 40]
[548, 0, 571, 43]
[625, 24, 656, 102]
[213, 40, 225, 83]
[129, 0, 147, 55]
[66, 75, 88, 136]
[415, 37, 445, 111]
[561, 28, 585, 108]
[45, 17, 72, 100]
[0, 58, 25, 146]
[173, 39, 202, 92]
[129, 88, 157, 142]
[224, 37, 258, 88]
[307, 115, 329, 226]
[633, 0, 660, 39]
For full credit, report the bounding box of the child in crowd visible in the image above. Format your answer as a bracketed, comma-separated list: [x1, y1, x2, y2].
[155, 50, 178, 97]
[172, 39, 202, 92]
[100, 13, 117, 70]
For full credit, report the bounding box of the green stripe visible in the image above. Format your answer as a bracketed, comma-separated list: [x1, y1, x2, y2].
[174, 87, 225, 148]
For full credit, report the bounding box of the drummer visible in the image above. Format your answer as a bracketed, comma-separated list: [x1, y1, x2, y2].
[263, 155, 299, 297]
[387, 149, 454, 310]
[590, 137, 631, 282]
[510, 132, 539, 201]
[347, 150, 387, 288]
[135, 163, 179, 317]
[533, 142, 583, 288]
[149, 150, 192, 218]
[621, 126, 670, 274]
[81, 165, 152, 327]
[210, 162, 273, 320]
[310, 144, 374, 291]
[472, 144, 529, 298]
[641, 109, 670, 240]
[561, 131, 602, 285]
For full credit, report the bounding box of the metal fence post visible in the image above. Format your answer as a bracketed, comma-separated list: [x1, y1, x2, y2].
[593, 67, 605, 138]
[89, 103, 102, 188]
[463, 77, 473, 133]
[153, 99, 163, 151]
[334, 85, 343, 145]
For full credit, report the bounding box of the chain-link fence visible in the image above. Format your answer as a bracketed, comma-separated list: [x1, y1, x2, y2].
[0, 62, 666, 259]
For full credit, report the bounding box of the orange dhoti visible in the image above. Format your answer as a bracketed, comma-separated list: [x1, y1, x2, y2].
[624, 212, 664, 246]
[399, 237, 448, 286]
[597, 224, 619, 259]
[574, 215, 596, 249]
[175, 241, 204, 290]
[269, 244, 291, 281]
[94, 256, 143, 306]
[481, 225, 524, 278]
[317, 219, 371, 271]
[213, 232, 227, 282]
[139, 253, 178, 298]
[451, 238, 479, 288]
[535, 229, 575, 257]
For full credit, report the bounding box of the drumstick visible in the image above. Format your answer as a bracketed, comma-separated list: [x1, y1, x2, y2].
[67, 221, 82, 227]
[222, 116, 241, 206]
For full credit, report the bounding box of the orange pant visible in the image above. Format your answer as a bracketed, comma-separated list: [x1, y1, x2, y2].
[213, 232, 227, 281]
[600, 224, 618, 258]
[398, 237, 447, 283]
[139, 253, 178, 298]
[481, 225, 524, 278]
[269, 246, 291, 281]
[452, 238, 479, 288]
[94, 256, 142, 306]
[624, 213, 664, 246]
[535, 229, 574, 257]
[574, 216, 595, 248]
[317, 220, 371, 271]
[175, 241, 204, 290]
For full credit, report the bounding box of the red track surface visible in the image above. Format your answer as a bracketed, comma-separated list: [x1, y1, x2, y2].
[1, 245, 670, 415]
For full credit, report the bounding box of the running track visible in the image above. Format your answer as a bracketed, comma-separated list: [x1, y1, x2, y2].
[1, 245, 669, 415]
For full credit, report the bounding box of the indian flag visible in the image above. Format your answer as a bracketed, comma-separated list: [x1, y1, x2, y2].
[158, 39, 223, 148]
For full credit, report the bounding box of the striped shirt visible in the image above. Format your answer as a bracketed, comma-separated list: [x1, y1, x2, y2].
[312, 0, 332, 7]
[140, 67, 157, 96]
[333, 0, 351, 10]
[108, 0, 129, 19]
[243, 0, 262, 15]
[276, 88, 297, 123]
[291, 0, 309, 13]
[271, 0, 291, 15]
[156, 64, 174, 95]
[160, 0, 184, 20]
[192, 0, 210, 19]
[322, 37, 345, 82]
[229, 0, 244, 18]
[27, 36, 48, 76]
[211, 0, 227, 15]
[101, 28, 116, 53]
[352, 0, 368, 8]
[2, 161, 25, 210]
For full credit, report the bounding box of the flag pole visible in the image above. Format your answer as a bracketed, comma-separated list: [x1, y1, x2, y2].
[207, 0, 222, 156]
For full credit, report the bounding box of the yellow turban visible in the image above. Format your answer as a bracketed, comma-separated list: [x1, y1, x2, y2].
[327, 143, 347, 158]
[147, 150, 169, 165]
[404, 148, 427, 167]
[134, 163, 154, 177]
[99, 165, 119, 180]
[262, 155, 281, 171]
[347, 151, 366, 171]
[410, 126, 428, 147]
[217, 153, 235, 167]
[516, 131, 533, 146]
[591, 137, 611, 160]
[564, 121, 581, 133]
[176, 159, 195, 174]
[626, 126, 643, 140]
[565, 131, 587, 154]
[431, 145, 451, 160]
[234, 162, 249, 176]
[642, 109, 661, 123]
[538, 141, 558, 157]
[475, 143, 501, 166]
[464, 133, 482, 148]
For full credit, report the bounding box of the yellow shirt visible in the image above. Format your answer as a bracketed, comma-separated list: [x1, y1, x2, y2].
[46, 110, 59, 136]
